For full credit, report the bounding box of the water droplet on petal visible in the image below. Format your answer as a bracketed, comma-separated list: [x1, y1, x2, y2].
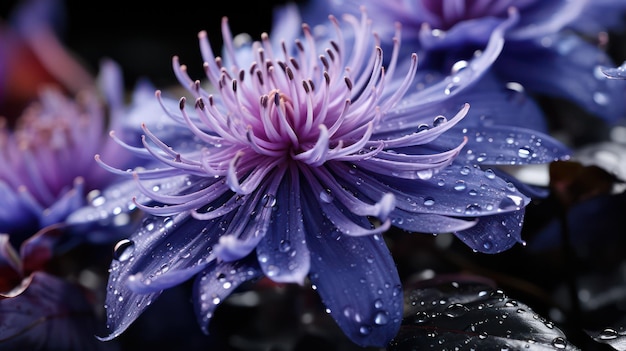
[518, 147, 532, 159]
[262, 193, 277, 207]
[374, 311, 389, 325]
[319, 189, 334, 203]
[551, 337, 567, 349]
[450, 60, 468, 74]
[483, 241, 493, 250]
[485, 169, 496, 179]
[444, 81, 460, 95]
[465, 203, 481, 215]
[593, 92, 609, 106]
[433, 115, 447, 127]
[359, 325, 372, 335]
[374, 299, 384, 309]
[423, 197, 435, 206]
[113, 239, 135, 262]
[454, 180, 467, 191]
[416, 169, 433, 180]
[279, 240, 291, 252]
[460, 166, 471, 175]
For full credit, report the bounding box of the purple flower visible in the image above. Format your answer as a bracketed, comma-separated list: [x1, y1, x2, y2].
[95, 11, 530, 347]
[0, 60, 137, 239]
[309, 0, 626, 122]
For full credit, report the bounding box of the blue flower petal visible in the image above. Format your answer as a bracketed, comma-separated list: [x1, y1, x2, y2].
[497, 34, 626, 122]
[100, 210, 225, 340]
[437, 125, 571, 166]
[302, 186, 402, 347]
[192, 255, 263, 333]
[391, 212, 477, 234]
[507, 0, 585, 40]
[255, 168, 310, 284]
[332, 162, 529, 221]
[453, 208, 526, 253]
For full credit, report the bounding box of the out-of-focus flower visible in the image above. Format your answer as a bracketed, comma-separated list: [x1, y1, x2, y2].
[92, 10, 532, 347]
[0, 60, 138, 241]
[310, 0, 626, 123]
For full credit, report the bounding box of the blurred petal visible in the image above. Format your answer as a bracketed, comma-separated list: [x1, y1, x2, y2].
[0, 235, 22, 294]
[497, 34, 626, 122]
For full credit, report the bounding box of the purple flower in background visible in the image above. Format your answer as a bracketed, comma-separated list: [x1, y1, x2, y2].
[94, 9, 532, 347]
[310, 0, 626, 122]
[0, 60, 136, 240]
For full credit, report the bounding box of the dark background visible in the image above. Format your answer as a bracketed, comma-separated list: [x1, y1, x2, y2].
[1, 0, 307, 90]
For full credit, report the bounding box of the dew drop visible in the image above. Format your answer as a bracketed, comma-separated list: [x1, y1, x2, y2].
[445, 303, 469, 317]
[374, 311, 389, 325]
[460, 166, 471, 175]
[454, 180, 467, 191]
[465, 203, 482, 215]
[416, 169, 433, 180]
[113, 239, 135, 262]
[319, 189, 333, 203]
[262, 193, 277, 207]
[433, 115, 447, 127]
[417, 124, 430, 133]
[444, 81, 460, 95]
[359, 325, 372, 335]
[598, 328, 618, 340]
[517, 147, 532, 159]
[483, 241, 493, 250]
[374, 299, 384, 309]
[279, 240, 291, 252]
[551, 337, 567, 349]
[413, 311, 429, 323]
[593, 91, 609, 106]
[485, 169, 496, 179]
[423, 197, 435, 206]
[451, 60, 468, 74]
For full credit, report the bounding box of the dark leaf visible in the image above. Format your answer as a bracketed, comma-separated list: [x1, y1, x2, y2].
[389, 275, 579, 350]
[588, 325, 626, 351]
[0, 272, 114, 351]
